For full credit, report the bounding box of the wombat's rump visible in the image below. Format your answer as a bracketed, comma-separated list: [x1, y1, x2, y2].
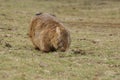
[29, 13, 71, 52]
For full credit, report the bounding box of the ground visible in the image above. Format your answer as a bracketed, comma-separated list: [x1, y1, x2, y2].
[0, 0, 120, 80]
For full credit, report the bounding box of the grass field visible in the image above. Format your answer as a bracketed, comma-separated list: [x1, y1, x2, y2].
[0, 0, 120, 80]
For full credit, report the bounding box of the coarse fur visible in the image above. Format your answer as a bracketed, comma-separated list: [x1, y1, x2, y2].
[29, 13, 71, 52]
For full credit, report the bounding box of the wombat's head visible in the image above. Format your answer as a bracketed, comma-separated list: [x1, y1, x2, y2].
[56, 27, 71, 52]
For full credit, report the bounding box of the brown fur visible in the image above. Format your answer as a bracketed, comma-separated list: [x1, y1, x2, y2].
[29, 13, 71, 52]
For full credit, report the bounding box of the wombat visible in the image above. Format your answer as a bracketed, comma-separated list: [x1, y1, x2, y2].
[29, 13, 71, 52]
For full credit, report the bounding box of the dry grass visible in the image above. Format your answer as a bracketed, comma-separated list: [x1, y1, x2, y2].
[0, 0, 120, 80]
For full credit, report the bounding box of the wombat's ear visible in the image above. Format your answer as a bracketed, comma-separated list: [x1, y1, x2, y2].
[56, 27, 61, 37]
[56, 27, 62, 42]
[35, 12, 42, 16]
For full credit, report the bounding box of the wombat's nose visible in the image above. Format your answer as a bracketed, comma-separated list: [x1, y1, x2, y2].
[61, 49, 65, 52]
[60, 47, 66, 52]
